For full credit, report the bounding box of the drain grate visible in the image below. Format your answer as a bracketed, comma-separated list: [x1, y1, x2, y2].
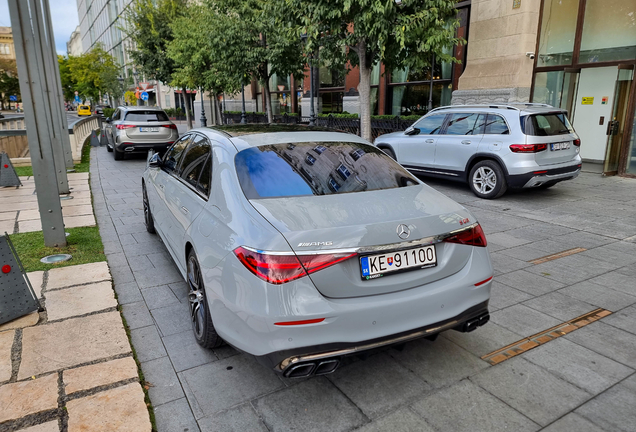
[530, 247, 587, 265]
[481, 308, 611, 365]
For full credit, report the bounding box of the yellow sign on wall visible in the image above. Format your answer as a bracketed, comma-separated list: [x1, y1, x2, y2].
[582, 97, 594, 105]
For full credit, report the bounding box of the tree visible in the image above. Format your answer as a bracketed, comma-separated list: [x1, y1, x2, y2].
[0, 72, 20, 110]
[167, 3, 243, 125]
[65, 45, 122, 103]
[202, 0, 306, 123]
[58, 55, 75, 102]
[284, 0, 462, 141]
[125, 0, 192, 126]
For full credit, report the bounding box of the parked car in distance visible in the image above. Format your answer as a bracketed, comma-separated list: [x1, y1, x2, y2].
[142, 124, 493, 377]
[93, 104, 111, 116]
[375, 103, 582, 199]
[104, 106, 178, 160]
[77, 105, 92, 116]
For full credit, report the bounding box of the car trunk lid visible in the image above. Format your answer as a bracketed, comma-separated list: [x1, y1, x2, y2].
[523, 112, 580, 166]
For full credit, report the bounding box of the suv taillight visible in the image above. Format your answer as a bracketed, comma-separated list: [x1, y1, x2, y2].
[444, 224, 487, 247]
[234, 246, 356, 284]
[573, 139, 581, 146]
[509, 144, 548, 153]
[162, 124, 178, 130]
[116, 125, 136, 130]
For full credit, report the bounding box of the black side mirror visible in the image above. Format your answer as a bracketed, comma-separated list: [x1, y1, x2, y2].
[105, 117, 111, 123]
[404, 126, 420, 136]
[148, 152, 162, 168]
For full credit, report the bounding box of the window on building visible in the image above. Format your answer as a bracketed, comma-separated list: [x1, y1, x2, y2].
[165, 95, 171, 107]
[537, 0, 579, 67]
[579, 0, 636, 63]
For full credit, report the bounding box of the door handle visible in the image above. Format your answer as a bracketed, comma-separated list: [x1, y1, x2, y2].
[425, 139, 435, 143]
[181, 206, 189, 214]
[461, 140, 471, 145]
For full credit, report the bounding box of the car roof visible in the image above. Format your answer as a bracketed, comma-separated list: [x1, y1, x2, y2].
[429, 103, 567, 116]
[118, 106, 165, 112]
[199, 124, 370, 152]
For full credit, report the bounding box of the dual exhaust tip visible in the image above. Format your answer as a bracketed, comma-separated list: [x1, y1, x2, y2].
[461, 312, 490, 333]
[284, 359, 340, 378]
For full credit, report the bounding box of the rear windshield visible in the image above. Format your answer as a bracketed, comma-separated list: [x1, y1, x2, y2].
[235, 142, 419, 199]
[522, 112, 573, 136]
[124, 111, 169, 122]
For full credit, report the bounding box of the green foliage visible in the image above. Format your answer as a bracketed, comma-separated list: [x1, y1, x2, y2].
[124, 0, 188, 84]
[62, 45, 122, 102]
[318, 113, 359, 119]
[102, 107, 116, 119]
[124, 91, 137, 106]
[14, 166, 33, 177]
[0, 71, 20, 108]
[10, 226, 105, 272]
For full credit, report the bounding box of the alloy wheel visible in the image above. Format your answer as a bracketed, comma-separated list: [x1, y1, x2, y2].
[473, 167, 497, 195]
[187, 255, 206, 340]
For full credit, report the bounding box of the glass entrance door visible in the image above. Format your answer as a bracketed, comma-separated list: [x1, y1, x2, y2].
[604, 68, 634, 175]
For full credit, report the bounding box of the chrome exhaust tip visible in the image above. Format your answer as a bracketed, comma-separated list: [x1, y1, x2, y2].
[314, 359, 340, 376]
[285, 363, 316, 378]
[124, 147, 135, 152]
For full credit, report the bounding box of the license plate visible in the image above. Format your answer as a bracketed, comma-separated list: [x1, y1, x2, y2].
[360, 245, 437, 280]
[140, 127, 159, 132]
[551, 142, 570, 151]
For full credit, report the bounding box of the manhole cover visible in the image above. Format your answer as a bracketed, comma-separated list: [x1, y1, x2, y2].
[40, 254, 72, 264]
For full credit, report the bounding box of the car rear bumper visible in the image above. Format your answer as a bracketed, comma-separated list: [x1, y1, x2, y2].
[115, 141, 174, 154]
[208, 245, 493, 376]
[508, 163, 582, 188]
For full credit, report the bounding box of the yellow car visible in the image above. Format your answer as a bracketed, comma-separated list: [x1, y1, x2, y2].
[77, 105, 92, 116]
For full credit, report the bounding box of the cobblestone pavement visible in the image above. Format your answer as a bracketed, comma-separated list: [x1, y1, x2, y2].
[92, 145, 636, 432]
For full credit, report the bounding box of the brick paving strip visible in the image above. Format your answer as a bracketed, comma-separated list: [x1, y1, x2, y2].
[0, 174, 151, 431]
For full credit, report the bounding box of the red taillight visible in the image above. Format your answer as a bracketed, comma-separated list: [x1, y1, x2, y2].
[475, 276, 493, 286]
[116, 125, 136, 130]
[573, 139, 581, 146]
[444, 224, 487, 247]
[234, 247, 356, 284]
[509, 144, 548, 153]
[162, 124, 177, 130]
[274, 318, 325, 326]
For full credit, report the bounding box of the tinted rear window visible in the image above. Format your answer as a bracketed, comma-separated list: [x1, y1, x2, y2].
[235, 142, 419, 199]
[124, 111, 169, 122]
[522, 113, 573, 136]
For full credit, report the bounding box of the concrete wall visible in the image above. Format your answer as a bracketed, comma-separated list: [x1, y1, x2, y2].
[454, 0, 541, 104]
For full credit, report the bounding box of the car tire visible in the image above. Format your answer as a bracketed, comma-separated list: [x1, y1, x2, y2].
[187, 250, 223, 349]
[469, 160, 507, 199]
[379, 146, 396, 160]
[113, 148, 124, 160]
[142, 183, 155, 234]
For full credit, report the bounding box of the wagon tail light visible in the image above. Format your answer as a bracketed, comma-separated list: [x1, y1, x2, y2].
[443, 224, 487, 247]
[234, 246, 356, 284]
[116, 125, 136, 130]
[509, 144, 548, 153]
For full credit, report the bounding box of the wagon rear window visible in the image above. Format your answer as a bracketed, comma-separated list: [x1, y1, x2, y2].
[235, 142, 419, 199]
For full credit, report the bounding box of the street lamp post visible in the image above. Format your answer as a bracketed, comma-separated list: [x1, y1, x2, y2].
[117, 76, 124, 105]
[132, 70, 142, 106]
[241, 86, 246, 124]
[199, 87, 207, 127]
[427, 54, 435, 112]
[309, 58, 316, 126]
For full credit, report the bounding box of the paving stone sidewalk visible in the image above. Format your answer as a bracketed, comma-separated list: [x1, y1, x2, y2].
[0, 173, 96, 235]
[92, 145, 636, 432]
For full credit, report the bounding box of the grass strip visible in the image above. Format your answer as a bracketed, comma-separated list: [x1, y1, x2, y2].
[9, 226, 106, 272]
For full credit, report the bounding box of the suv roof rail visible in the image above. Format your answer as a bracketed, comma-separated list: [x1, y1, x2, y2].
[429, 103, 555, 113]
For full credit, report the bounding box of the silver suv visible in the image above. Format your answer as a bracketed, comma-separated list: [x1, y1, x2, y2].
[375, 104, 582, 199]
[105, 106, 179, 161]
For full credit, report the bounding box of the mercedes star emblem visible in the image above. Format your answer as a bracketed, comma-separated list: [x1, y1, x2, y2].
[397, 224, 411, 240]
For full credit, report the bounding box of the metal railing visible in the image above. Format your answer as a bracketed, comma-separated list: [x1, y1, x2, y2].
[0, 116, 28, 158]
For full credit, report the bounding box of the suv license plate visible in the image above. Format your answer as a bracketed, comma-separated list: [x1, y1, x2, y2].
[551, 142, 570, 151]
[140, 127, 159, 132]
[360, 245, 437, 280]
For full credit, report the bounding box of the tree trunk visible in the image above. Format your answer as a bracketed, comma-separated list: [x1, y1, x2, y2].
[183, 88, 193, 129]
[263, 78, 273, 123]
[358, 39, 372, 142]
[214, 93, 223, 125]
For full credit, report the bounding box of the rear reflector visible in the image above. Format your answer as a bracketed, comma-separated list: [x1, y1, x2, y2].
[234, 247, 356, 285]
[475, 276, 493, 286]
[533, 170, 548, 175]
[274, 318, 325, 326]
[444, 224, 487, 247]
[509, 144, 548, 153]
